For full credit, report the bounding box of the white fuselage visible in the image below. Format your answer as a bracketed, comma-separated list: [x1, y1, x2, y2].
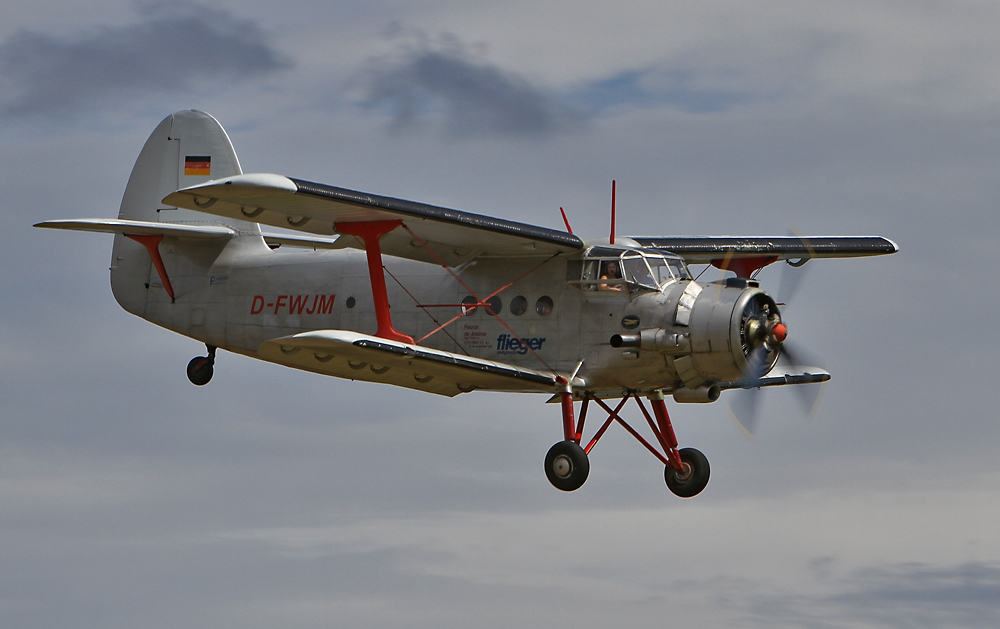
[117, 234, 694, 393]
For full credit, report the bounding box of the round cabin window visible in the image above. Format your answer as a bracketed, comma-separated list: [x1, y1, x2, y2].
[509, 296, 528, 316]
[485, 295, 502, 316]
[536, 296, 554, 316]
[461, 295, 478, 316]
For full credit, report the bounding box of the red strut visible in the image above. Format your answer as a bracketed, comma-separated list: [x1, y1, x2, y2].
[650, 396, 685, 471]
[610, 180, 616, 245]
[560, 391, 576, 442]
[335, 220, 414, 344]
[125, 234, 175, 301]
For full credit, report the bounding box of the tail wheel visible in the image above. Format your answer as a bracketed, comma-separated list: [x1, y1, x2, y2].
[545, 441, 590, 492]
[186, 356, 214, 386]
[665, 448, 710, 498]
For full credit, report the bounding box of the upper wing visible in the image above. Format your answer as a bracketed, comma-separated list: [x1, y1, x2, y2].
[633, 236, 898, 263]
[163, 174, 585, 266]
[258, 329, 585, 397]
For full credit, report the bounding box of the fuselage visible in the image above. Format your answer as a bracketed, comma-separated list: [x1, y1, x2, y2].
[112, 232, 771, 395]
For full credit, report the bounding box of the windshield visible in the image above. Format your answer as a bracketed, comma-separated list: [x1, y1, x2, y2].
[568, 248, 691, 291]
[623, 257, 657, 289]
[648, 256, 691, 283]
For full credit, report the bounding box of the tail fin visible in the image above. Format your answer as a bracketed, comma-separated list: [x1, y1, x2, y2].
[111, 110, 263, 314]
[117, 109, 258, 231]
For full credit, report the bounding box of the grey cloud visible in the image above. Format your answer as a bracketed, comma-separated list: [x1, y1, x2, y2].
[737, 561, 1000, 628]
[0, 3, 290, 117]
[572, 69, 752, 115]
[831, 562, 1000, 627]
[361, 36, 584, 138]
[572, 36, 831, 116]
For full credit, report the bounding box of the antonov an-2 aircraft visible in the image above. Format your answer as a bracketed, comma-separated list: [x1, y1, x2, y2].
[36, 110, 897, 498]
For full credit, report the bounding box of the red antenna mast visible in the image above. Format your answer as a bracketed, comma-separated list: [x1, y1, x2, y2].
[610, 180, 616, 244]
[559, 207, 574, 234]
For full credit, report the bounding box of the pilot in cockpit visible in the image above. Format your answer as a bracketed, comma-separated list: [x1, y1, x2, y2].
[600, 261, 623, 291]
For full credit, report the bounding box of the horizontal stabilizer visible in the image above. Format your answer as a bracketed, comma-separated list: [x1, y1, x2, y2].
[633, 236, 898, 263]
[258, 330, 584, 397]
[34, 218, 237, 239]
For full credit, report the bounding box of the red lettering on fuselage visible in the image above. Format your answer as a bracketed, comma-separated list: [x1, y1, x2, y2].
[288, 294, 308, 315]
[251, 295, 264, 314]
[249, 294, 336, 315]
[313, 294, 335, 314]
[274, 295, 288, 314]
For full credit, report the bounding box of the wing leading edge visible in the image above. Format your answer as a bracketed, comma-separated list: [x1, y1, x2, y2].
[633, 236, 898, 263]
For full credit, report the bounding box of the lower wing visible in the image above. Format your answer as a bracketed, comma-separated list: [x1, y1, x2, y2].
[258, 330, 585, 397]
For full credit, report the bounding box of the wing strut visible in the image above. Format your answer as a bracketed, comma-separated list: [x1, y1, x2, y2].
[334, 220, 414, 344]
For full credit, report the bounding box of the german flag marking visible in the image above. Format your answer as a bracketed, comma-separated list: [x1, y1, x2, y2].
[184, 155, 211, 176]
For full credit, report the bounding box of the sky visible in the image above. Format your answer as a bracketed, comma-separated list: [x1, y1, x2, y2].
[2, 1, 999, 627]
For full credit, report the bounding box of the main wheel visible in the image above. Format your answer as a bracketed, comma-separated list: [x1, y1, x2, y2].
[664, 448, 710, 498]
[186, 356, 214, 386]
[544, 441, 590, 491]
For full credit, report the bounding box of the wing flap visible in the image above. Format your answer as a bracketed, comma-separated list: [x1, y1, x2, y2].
[163, 174, 584, 266]
[258, 330, 583, 397]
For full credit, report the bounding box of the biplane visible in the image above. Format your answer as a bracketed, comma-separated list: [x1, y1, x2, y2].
[36, 110, 897, 497]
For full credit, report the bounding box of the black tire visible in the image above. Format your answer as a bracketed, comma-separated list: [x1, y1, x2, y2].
[544, 441, 590, 491]
[665, 448, 710, 498]
[186, 356, 214, 386]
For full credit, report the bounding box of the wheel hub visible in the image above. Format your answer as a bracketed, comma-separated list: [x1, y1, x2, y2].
[552, 454, 573, 478]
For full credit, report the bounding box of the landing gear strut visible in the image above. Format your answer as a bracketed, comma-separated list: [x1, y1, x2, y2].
[546, 389, 711, 498]
[186, 344, 216, 386]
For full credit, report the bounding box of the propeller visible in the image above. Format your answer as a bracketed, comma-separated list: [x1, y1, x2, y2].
[725, 291, 826, 439]
[726, 226, 826, 437]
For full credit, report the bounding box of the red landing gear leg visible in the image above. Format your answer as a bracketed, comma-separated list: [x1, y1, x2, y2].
[650, 391, 710, 498]
[649, 391, 684, 471]
[544, 390, 710, 498]
[560, 391, 575, 442]
[543, 389, 590, 492]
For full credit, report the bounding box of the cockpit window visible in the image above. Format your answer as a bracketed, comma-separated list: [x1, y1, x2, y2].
[648, 257, 691, 283]
[568, 248, 691, 292]
[623, 257, 657, 289]
[666, 257, 690, 280]
[648, 257, 672, 284]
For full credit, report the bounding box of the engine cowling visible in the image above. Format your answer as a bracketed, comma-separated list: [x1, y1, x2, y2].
[611, 279, 785, 395]
[679, 282, 783, 385]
